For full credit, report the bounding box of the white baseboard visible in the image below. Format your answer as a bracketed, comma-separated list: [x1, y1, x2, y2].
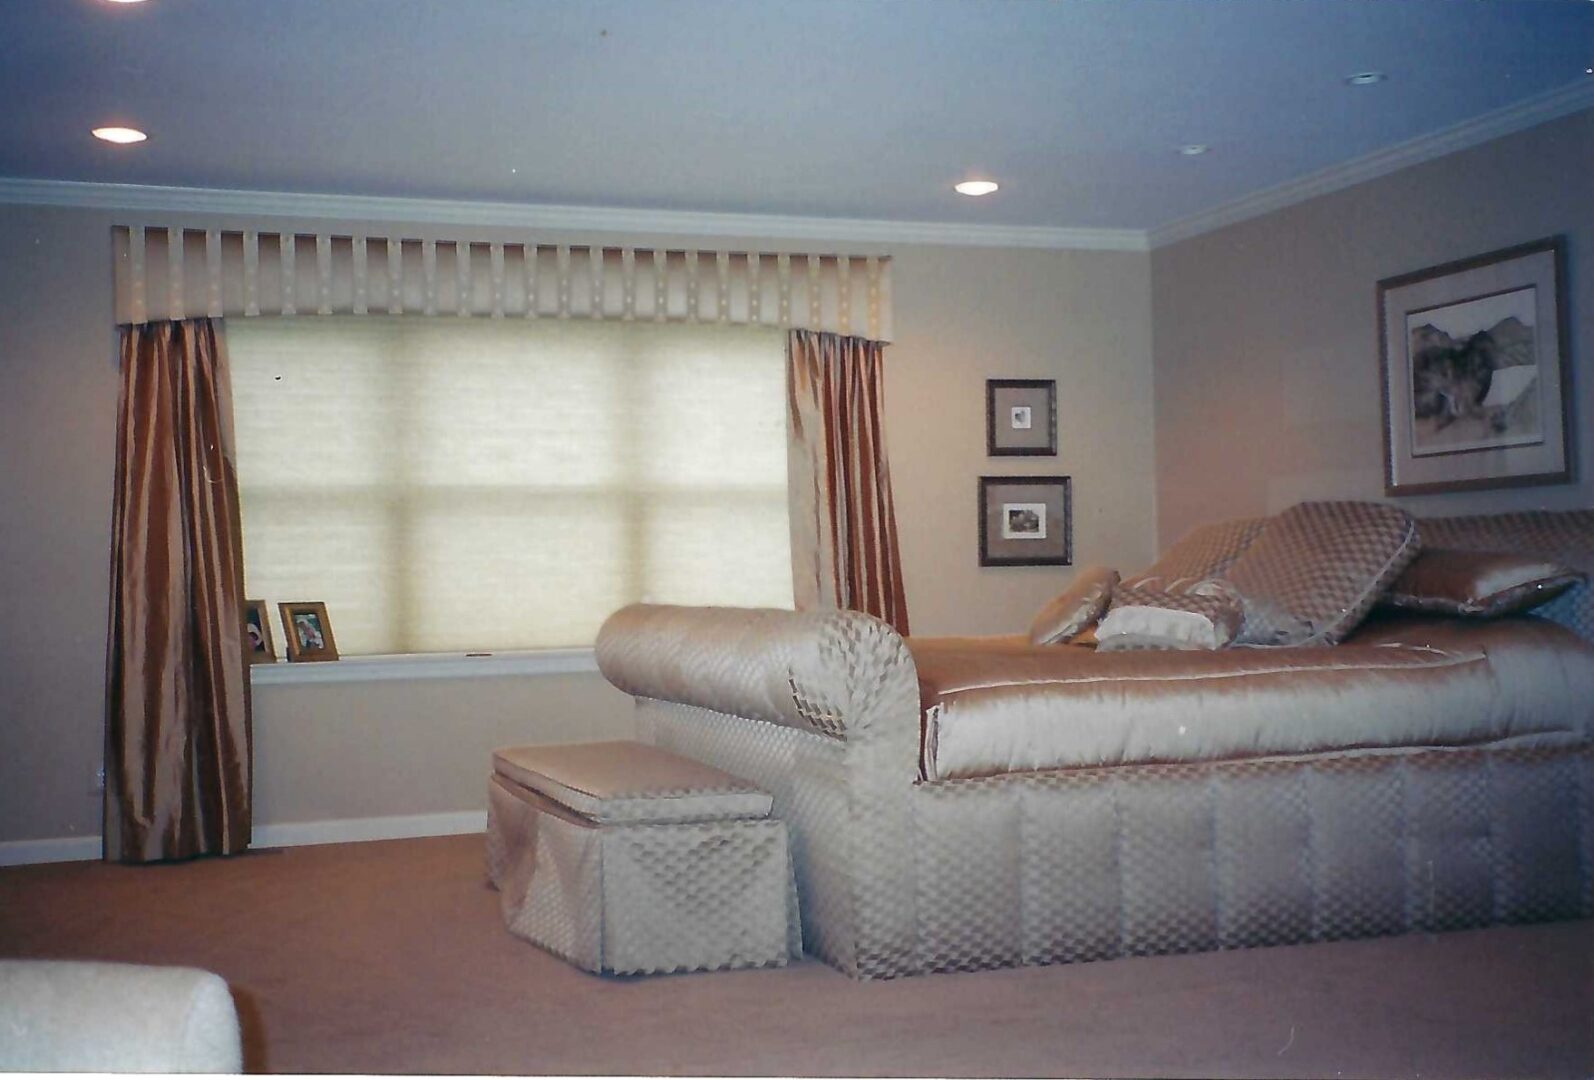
[0, 835, 102, 867]
[252, 810, 486, 849]
[0, 810, 487, 867]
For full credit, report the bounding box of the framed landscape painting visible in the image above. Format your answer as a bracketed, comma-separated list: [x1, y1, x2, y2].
[1377, 236, 1570, 495]
[979, 475, 1072, 566]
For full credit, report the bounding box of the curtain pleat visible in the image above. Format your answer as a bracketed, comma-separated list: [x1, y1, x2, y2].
[786, 329, 910, 634]
[105, 319, 252, 862]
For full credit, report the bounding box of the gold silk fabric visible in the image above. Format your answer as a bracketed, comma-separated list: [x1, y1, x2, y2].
[1027, 566, 1118, 645]
[910, 617, 1592, 780]
[786, 330, 909, 634]
[1381, 548, 1584, 617]
[106, 319, 252, 862]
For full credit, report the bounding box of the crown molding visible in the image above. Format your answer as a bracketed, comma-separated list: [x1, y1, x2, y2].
[0, 176, 1148, 252]
[1148, 80, 1594, 249]
[7, 79, 1586, 256]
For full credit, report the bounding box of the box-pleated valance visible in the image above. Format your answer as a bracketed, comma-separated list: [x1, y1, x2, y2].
[111, 226, 893, 342]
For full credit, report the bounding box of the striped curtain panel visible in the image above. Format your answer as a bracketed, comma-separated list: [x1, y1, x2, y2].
[105, 318, 252, 862]
[786, 329, 910, 634]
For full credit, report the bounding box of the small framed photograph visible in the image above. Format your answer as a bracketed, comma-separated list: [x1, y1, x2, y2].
[986, 379, 1056, 456]
[980, 475, 1072, 566]
[243, 599, 276, 664]
[1377, 236, 1570, 495]
[279, 601, 339, 663]
[1001, 502, 1047, 540]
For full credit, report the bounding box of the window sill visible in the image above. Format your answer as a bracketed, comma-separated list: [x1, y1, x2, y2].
[249, 648, 599, 685]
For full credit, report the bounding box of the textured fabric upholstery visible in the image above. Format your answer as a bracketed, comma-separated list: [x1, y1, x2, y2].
[1381, 548, 1584, 617]
[0, 960, 242, 1073]
[595, 510, 1594, 980]
[1028, 565, 1118, 645]
[1223, 501, 1420, 645]
[1122, 517, 1267, 590]
[597, 603, 916, 742]
[487, 775, 797, 975]
[492, 741, 772, 825]
[642, 691, 1593, 979]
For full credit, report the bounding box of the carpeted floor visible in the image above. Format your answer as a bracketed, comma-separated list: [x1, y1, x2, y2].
[0, 833, 1589, 1078]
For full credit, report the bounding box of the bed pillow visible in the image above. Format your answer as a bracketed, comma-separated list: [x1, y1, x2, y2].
[1028, 566, 1119, 645]
[1380, 549, 1585, 617]
[1095, 582, 1243, 651]
[1122, 517, 1268, 592]
[1222, 501, 1420, 646]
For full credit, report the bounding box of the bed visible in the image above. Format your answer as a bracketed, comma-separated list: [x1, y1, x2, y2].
[594, 507, 1594, 979]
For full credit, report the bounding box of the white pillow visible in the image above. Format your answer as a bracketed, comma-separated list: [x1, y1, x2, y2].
[1094, 582, 1242, 651]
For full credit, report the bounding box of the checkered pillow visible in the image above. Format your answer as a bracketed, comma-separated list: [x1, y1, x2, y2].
[1123, 517, 1268, 591]
[1222, 501, 1420, 646]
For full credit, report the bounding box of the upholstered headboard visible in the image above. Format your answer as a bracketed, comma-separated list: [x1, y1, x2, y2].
[1418, 510, 1594, 643]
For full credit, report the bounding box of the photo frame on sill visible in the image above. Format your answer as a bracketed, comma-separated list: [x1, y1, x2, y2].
[1377, 235, 1570, 495]
[979, 475, 1072, 566]
[279, 601, 339, 662]
[986, 378, 1057, 456]
[243, 599, 276, 664]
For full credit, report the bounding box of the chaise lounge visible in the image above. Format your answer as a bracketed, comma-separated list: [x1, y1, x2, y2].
[594, 505, 1594, 979]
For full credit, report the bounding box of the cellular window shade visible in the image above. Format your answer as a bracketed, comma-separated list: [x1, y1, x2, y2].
[228, 316, 792, 654]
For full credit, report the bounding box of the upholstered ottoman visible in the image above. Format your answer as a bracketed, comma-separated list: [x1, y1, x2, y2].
[485, 741, 799, 975]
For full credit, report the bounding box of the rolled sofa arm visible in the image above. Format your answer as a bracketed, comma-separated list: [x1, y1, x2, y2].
[0, 960, 243, 1073]
[596, 604, 919, 744]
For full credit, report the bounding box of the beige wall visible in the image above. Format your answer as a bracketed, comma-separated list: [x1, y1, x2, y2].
[890, 247, 1157, 636]
[0, 202, 1157, 846]
[1150, 109, 1594, 548]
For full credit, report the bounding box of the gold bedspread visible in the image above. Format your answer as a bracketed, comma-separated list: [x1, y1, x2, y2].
[907, 615, 1594, 780]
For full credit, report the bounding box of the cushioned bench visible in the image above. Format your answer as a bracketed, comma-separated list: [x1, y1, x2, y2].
[485, 740, 799, 975]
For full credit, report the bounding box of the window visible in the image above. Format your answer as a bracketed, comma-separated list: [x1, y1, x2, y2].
[228, 316, 791, 654]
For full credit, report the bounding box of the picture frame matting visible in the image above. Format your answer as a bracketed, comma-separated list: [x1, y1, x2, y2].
[986, 378, 1057, 456]
[1376, 235, 1571, 495]
[979, 475, 1072, 566]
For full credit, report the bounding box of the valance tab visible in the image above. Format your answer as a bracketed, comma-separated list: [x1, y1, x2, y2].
[112, 226, 893, 341]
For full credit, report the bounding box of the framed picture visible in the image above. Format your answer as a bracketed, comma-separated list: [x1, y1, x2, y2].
[979, 475, 1072, 566]
[1377, 236, 1570, 495]
[279, 601, 339, 662]
[243, 599, 276, 664]
[986, 379, 1057, 456]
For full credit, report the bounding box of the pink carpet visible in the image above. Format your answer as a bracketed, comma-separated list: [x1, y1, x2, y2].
[1, 833, 1588, 1077]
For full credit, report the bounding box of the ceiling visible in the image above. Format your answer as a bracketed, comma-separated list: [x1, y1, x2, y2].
[2, 0, 1592, 236]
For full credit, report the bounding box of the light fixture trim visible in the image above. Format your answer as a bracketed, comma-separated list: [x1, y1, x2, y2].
[1178, 143, 1210, 156]
[954, 179, 999, 197]
[92, 126, 149, 144]
[1345, 71, 1388, 87]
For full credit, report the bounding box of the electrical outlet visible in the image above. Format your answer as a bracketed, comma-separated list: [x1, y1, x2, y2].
[93, 765, 106, 793]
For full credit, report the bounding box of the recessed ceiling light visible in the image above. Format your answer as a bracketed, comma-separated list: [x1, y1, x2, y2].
[1345, 71, 1387, 86]
[92, 126, 148, 144]
[954, 180, 999, 197]
[1178, 144, 1209, 156]
[102, 1, 151, 4]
